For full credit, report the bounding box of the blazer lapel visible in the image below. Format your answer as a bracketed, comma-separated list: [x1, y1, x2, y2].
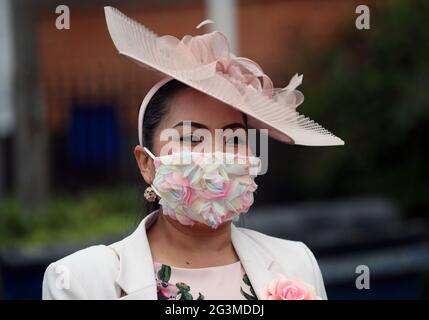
[231, 223, 286, 300]
[111, 210, 160, 300]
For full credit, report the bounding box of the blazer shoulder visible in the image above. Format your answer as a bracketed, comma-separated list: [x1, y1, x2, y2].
[42, 244, 120, 299]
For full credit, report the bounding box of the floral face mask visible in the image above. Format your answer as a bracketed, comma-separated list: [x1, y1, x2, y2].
[144, 147, 261, 229]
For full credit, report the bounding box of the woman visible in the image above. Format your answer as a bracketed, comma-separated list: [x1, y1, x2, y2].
[42, 7, 344, 300]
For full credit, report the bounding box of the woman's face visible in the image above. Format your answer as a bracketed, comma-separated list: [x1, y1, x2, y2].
[135, 87, 251, 185]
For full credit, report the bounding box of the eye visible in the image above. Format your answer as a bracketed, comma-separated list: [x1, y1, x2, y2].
[180, 134, 204, 143]
[225, 135, 245, 145]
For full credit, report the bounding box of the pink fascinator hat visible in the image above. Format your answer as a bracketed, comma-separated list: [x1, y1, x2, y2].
[104, 6, 344, 146]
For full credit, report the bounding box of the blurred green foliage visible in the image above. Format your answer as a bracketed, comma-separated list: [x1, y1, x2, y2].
[0, 188, 141, 249]
[260, 0, 429, 216]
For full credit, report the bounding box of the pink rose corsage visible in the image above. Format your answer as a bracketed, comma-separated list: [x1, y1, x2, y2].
[263, 274, 322, 300]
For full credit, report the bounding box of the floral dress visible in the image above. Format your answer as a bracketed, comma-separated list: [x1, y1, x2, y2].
[154, 260, 258, 300]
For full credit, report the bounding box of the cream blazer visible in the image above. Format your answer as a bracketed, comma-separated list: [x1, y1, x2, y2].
[42, 210, 328, 300]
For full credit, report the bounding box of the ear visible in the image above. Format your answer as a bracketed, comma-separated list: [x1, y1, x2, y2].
[134, 145, 155, 185]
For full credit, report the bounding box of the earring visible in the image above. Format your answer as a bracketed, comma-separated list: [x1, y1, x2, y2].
[144, 186, 157, 202]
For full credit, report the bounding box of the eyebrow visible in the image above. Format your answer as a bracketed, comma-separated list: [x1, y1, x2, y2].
[173, 121, 246, 130]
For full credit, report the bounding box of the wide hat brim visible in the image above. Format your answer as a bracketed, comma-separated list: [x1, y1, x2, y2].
[104, 6, 344, 146]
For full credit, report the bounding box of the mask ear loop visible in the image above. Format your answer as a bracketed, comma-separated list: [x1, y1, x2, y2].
[142, 146, 162, 199]
[143, 146, 156, 159]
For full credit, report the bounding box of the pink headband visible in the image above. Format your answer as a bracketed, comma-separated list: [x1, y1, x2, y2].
[138, 76, 174, 146]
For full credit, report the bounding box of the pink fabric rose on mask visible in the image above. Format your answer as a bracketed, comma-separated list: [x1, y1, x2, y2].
[234, 191, 254, 213]
[263, 274, 321, 300]
[157, 171, 194, 208]
[198, 172, 232, 201]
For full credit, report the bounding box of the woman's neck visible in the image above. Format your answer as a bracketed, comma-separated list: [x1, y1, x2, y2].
[146, 208, 239, 268]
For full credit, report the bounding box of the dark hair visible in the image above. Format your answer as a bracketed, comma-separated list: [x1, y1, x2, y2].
[142, 79, 188, 151]
[141, 79, 188, 214]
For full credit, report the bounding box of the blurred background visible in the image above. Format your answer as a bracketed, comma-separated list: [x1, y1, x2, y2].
[0, 0, 428, 300]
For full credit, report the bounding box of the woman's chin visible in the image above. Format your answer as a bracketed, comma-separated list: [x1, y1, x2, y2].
[163, 211, 231, 232]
